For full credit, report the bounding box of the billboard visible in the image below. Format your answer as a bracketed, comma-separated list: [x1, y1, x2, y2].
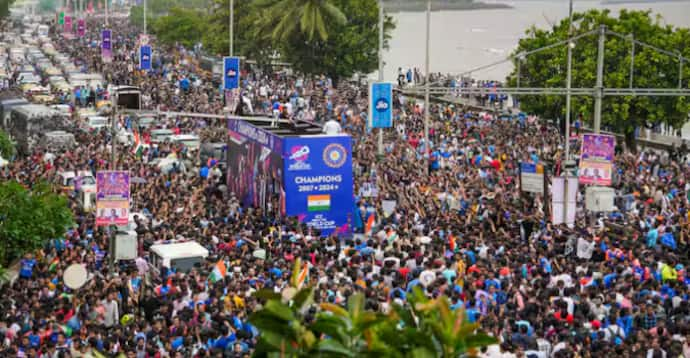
[96, 171, 130, 227]
[139, 45, 152, 71]
[520, 162, 544, 194]
[223, 57, 240, 90]
[227, 118, 285, 214]
[368, 82, 393, 128]
[283, 136, 353, 234]
[579, 133, 615, 186]
[101, 29, 112, 62]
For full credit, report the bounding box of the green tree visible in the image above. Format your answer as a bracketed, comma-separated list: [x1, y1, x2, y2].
[255, 0, 346, 43]
[0, 181, 74, 268]
[249, 260, 496, 357]
[39, 0, 56, 12]
[152, 7, 207, 48]
[383, 287, 498, 357]
[0, 129, 14, 159]
[506, 9, 690, 149]
[0, 0, 15, 19]
[277, 0, 395, 81]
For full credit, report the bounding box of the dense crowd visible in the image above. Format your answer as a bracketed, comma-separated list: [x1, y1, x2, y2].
[1, 14, 690, 358]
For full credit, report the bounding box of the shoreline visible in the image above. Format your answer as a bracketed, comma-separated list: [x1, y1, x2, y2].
[384, 1, 513, 12]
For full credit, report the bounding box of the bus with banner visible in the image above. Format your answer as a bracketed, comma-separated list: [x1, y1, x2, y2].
[226, 116, 353, 234]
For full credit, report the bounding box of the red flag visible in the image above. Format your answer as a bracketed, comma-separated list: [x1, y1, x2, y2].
[449, 234, 456, 252]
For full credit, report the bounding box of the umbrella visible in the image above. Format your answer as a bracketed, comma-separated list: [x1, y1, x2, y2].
[131, 177, 147, 184]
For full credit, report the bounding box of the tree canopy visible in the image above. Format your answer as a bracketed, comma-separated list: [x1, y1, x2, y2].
[137, 0, 395, 81]
[248, 259, 497, 357]
[152, 7, 206, 49]
[0, 181, 74, 268]
[506, 9, 690, 145]
[0, 129, 14, 159]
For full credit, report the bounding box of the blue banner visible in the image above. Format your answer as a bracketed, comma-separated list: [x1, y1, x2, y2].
[283, 136, 353, 234]
[223, 56, 240, 90]
[139, 45, 152, 71]
[369, 82, 393, 128]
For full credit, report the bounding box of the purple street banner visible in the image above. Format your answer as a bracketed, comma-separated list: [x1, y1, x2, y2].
[63, 15, 72, 35]
[96, 171, 130, 227]
[101, 29, 112, 62]
[579, 133, 615, 186]
[581, 133, 615, 162]
[77, 18, 86, 37]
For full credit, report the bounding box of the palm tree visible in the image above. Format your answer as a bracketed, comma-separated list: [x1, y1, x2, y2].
[253, 0, 347, 42]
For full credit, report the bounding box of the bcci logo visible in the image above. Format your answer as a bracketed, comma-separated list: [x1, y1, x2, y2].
[375, 98, 389, 112]
[288, 145, 311, 171]
[227, 69, 237, 77]
[323, 143, 347, 168]
[142, 55, 150, 61]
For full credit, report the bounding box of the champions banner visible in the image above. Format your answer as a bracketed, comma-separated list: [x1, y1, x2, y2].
[579, 133, 615, 186]
[368, 82, 393, 128]
[223, 56, 240, 90]
[283, 136, 353, 234]
[101, 29, 112, 62]
[139, 45, 152, 71]
[96, 171, 130, 227]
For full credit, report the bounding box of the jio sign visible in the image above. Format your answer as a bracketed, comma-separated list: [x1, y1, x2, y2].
[369, 82, 393, 128]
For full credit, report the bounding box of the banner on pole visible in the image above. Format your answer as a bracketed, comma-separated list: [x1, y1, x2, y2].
[139, 45, 152, 71]
[77, 18, 86, 37]
[520, 162, 544, 194]
[223, 56, 240, 90]
[579, 133, 615, 186]
[368, 82, 393, 128]
[63, 15, 72, 35]
[96, 171, 130, 227]
[58, 11, 65, 25]
[101, 29, 112, 62]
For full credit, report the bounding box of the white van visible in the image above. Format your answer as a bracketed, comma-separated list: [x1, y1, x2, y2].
[149, 242, 209, 276]
[169, 134, 200, 151]
[150, 129, 174, 143]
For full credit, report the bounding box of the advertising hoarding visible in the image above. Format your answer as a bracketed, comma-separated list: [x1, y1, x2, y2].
[96, 171, 130, 227]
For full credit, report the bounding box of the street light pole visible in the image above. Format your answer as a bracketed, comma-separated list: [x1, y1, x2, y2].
[563, 0, 573, 227]
[629, 34, 634, 89]
[679, 54, 683, 89]
[143, 0, 147, 36]
[105, 0, 108, 26]
[229, 0, 234, 56]
[564, 0, 573, 162]
[423, 0, 431, 175]
[377, 0, 384, 156]
[593, 24, 606, 134]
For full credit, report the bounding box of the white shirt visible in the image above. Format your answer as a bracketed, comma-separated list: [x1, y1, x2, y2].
[323, 120, 342, 135]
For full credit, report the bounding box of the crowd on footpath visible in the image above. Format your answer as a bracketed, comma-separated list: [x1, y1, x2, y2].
[1, 15, 690, 358]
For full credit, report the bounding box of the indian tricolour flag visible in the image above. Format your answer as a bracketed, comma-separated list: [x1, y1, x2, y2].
[132, 130, 144, 157]
[307, 194, 330, 212]
[386, 230, 398, 246]
[209, 260, 227, 283]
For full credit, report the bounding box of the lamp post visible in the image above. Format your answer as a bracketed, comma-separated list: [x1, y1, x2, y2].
[562, 0, 573, 228]
[377, 0, 384, 156]
[143, 0, 147, 36]
[229, 0, 234, 56]
[423, 0, 431, 175]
